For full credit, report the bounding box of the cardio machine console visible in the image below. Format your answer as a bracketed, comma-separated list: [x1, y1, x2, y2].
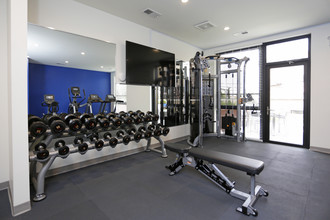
[88, 94, 103, 103]
[43, 94, 55, 105]
[104, 94, 116, 103]
[71, 87, 81, 97]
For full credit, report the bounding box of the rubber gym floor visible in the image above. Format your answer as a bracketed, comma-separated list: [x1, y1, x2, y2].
[1, 137, 330, 220]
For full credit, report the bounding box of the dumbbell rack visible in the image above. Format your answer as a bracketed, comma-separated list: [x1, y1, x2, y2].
[29, 111, 169, 202]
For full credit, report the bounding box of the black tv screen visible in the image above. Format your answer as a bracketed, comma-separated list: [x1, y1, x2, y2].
[126, 41, 175, 86]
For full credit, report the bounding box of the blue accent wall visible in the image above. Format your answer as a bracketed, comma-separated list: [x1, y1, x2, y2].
[28, 63, 111, 117]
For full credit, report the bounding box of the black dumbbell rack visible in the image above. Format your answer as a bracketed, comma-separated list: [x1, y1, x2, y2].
[28, 111, 169, 202]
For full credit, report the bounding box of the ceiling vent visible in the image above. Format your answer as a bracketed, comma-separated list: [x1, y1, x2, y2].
[143, 8, 161, 18]
[194, 21, 216, 31]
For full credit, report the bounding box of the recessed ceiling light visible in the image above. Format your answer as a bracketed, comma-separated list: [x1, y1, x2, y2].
[34, 43, 39, 47]
[224, 26, 230, 31]
[81, 52, 85, 55]
[100, 66, 104, 68]
[181, 0, 189, 3]
[65, 61, 69, 64]
[47, 27, 55, 30]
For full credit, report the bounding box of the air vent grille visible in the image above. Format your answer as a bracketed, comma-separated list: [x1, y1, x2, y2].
[194, 21, 216, 31]
[143, 8, 161, 18]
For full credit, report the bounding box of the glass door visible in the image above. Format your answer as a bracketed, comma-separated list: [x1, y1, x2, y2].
[268, 65, 304, 145]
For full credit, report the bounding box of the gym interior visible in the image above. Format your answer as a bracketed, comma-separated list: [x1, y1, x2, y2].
[1, 0, 330, 219]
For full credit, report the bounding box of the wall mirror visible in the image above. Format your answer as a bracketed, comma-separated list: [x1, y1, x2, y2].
[27, 23, 116, 116]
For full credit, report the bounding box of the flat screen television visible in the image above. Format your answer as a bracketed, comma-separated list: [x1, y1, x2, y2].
[126, 41, 175, 86]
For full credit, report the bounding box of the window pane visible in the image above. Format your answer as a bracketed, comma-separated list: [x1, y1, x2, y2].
[221, 48, 261, 140]
[266, 38, 308, 63]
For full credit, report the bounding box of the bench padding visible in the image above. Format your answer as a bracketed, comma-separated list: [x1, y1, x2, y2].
[189, 148, 264, 175]
[165, 143, 191, 154]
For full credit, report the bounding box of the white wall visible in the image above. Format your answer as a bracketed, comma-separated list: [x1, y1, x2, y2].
[205, 23, 330, 151]
[28, 0, 197, 169]
[0, 0, 9, 187]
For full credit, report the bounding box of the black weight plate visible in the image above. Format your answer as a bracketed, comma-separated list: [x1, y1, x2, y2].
[134, 132, 142, 141]
[162, 127, 170, 136]
[68, 118, 82, 131]
[36, 149, 49, 160]
[78, 143, 88, 153]
[28, 116, 42, 127]
[123, 135, 131, 145]
[109, 137, 118, 148]
[64, 114, 76, 124]
[95, 140, 104, 150]
[153, 128, 162, 136]
[50, 120, 66, 134]
[85, 118, 97, 130]
[30, 121, 48, 137]
[58, 146, 70, 156]
[99, 118, 110, 128]
[47, 115, 61, 126]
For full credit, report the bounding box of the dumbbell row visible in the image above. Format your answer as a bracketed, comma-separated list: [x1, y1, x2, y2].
[28, 111, 160, 138]
[30, 125, 170, 161]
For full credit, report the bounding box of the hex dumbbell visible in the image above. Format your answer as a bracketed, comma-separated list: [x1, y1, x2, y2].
[88, 133, 104, 151]
[146, 111, 160, 122]
[137, 126, 153, 139]
[62, 114, 82, 131]
[127, 111, 143, 124]
[34, 143, 50, 160]
[103, 132, 118, 148]
[54, 140, 70, 158]
[118, 112, 133, 125]
[80, 113, 97, 130]
[116, 130, 131, 145]
[73, 137, 89, 154]
[94, 114, 110, 129]
[147, 124, 162, 136]
[126, 128, 143, 142]
[28, 115, 48, 137]
[43, 115, 66, 135]
[156, 124, 170, 136]
[106, 113, 122, 127]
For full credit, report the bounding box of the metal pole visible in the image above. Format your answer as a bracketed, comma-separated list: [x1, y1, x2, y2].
[199, 65, 204, 147]
[217, 58, 221, 138]
[237, 61, 241, 142]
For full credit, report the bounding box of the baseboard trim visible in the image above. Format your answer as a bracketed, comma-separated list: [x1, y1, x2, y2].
[46, 136, 188, 177]
[310, 146, 330, 154]
[7, 187, 31, 216]
[0, 181, 9, 190]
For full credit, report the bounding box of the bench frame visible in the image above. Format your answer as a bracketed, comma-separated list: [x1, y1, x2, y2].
[166, 149, 268, 216]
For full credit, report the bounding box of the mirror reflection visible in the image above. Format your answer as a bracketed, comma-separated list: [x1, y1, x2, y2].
[27, 24, 116, 117]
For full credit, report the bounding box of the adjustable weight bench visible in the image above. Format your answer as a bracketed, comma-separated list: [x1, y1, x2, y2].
[165, 143, 268, 217]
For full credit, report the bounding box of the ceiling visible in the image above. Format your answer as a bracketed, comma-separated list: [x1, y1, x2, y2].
[28, 24, 116, 72]
[75, 0, 330, 49]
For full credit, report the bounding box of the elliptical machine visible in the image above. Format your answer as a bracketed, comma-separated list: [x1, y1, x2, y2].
[41, 94, 59, 115]
[68, 87, 87, 114]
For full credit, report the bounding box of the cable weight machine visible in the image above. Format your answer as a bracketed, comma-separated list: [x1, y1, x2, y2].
[188, 52, 250, 146]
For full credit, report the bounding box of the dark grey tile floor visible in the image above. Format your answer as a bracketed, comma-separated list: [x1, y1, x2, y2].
[1, 137, 330, 220]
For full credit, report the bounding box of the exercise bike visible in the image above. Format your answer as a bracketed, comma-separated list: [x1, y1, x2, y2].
[68, 87, 87, 114]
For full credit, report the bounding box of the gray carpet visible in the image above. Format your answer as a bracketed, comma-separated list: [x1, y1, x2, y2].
[1, 137, 330, 220]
